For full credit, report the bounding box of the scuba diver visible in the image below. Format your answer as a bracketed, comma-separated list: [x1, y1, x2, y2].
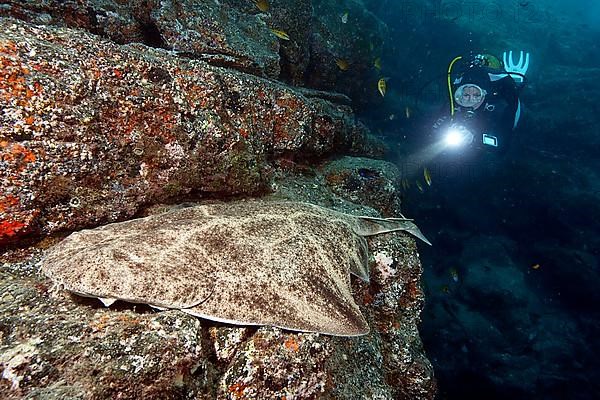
[432, 51, 529, 155]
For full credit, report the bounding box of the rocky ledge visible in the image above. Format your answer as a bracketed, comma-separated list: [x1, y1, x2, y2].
[0, 17, 382, 246]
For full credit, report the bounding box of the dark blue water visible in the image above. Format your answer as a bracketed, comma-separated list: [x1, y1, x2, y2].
[361, 1, 600, 398]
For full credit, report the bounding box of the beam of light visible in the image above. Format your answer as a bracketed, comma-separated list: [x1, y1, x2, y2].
[404, 140, 449, 167]
[400, 126, 472, 172]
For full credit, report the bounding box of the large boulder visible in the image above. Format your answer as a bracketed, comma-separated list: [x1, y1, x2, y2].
[0, 17, 381, 245]
[321, 156, 403, 216]
[0, 1, 388, 103]
[0, 0, 281, 77]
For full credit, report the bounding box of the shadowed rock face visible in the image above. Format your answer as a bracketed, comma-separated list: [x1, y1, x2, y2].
[42, 200, 428, 336]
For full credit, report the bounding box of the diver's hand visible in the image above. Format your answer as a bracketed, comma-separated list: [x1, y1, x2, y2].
[503, 50, 529, 83]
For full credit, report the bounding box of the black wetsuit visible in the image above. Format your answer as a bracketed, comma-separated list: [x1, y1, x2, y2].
[433, 62, 521, 153]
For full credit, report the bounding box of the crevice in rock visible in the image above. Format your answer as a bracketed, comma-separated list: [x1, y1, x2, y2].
[172, 50, 265, 78]
[295, 87, 352, 106]
[139, 21, 167, 49]
[277, 45, 294, 85]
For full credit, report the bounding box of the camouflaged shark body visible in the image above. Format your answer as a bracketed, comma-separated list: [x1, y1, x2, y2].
[42, 200, 429, 336]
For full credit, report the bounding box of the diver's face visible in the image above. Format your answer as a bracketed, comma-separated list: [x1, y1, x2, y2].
[458, 86, 484, 108]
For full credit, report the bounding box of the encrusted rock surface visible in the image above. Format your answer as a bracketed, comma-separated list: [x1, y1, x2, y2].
[0, 0, 387, 103]
[0, 0, 281, 77]
[321, 156, 403, 216]
[0, 17, 382, 245]
[0, 176, 436, 399]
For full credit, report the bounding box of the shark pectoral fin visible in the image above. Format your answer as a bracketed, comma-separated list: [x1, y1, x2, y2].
[349, 235, 370, 282]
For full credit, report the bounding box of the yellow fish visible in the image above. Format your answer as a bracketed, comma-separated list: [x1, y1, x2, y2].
[270, 29, 290, 40]
[415, 180, 424, 193]
[373, 57, 382, 70]
[424, 167, 432, 186]
[335, 58, 349, 71]
[254, 0, 269, 12]
[341, 11, 349, 24]
[377, 78, 386, 97]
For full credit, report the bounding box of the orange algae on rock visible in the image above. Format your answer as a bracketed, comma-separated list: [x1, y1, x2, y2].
[0, 193, 39, 242]
[0, 194, 20, 213]
[1, 142, 37, 164]
[228, 382, 249, 399]
[0, 41, 42, 109]
[0, 195, 24, 240]
[0, 211, 39, 240]
[283, 337, 300, 352]
[0, 219, 27, 238]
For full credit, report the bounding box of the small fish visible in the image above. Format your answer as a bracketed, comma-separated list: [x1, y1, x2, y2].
[335, 58, 349, 71]
[254, 0, 269, 12]
[388, 113, 396, 121]
[377, 78, 386, 97]
[449, 268, 459, 282]
[270, 29, 290, 40]
[415, 180, 424, 193]
[401, 178, 410, 190]
[405, 106, 411, 119]
[532, 264, 541, 270]
[358, 168, 379, 180]
[341, 11, 349, 24]
[440, 285, 450, 294]
[424, 167, 432, 186]
[373, 57, 382, 70]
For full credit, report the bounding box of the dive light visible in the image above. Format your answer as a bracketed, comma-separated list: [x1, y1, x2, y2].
[444, 124, 474, 148]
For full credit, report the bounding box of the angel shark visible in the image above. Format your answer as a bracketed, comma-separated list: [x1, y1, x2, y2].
[42, 200, 430, 336]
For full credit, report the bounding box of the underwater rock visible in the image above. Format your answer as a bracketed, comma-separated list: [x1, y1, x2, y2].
[0, 0, 146, 45]
[322, 156, 403, 216]
[0, 0, 388, 103]
[149, 0, 281, 77]
[0, 17, 378, 245]
[0, 216, 435, 399]
[523, 65, 600, 155]
[307, 0, 389, 109]
[0, 0, 281, 77]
